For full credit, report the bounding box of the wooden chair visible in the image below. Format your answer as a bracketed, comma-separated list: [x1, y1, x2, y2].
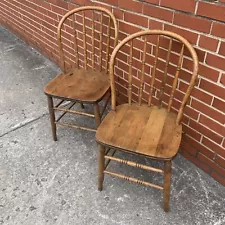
[96, 30, 199, 212]
[44, 6, 118, 140]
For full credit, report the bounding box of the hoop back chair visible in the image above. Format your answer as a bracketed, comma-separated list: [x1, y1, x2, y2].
[44, 6, 118, 140]
[96, 30, 199, 212]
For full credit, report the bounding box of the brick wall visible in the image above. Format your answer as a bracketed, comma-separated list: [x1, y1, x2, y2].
[0, 0, 225, 185]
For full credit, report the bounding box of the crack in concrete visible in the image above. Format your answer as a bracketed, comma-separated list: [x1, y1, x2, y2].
[0, 113, 48, 138]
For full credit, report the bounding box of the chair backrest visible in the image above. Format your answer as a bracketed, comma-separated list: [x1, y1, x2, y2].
[109, 30, 199, 125]
[57, 6, 118, 74]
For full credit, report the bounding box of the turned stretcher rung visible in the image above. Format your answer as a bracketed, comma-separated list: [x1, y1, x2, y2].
[104, 156, 164, 173]
[55, 99, 65, 108]
[55, 121, 96, 132]
[104, 170, 163, 190]
[55, 102, 77, 122]
[104, 150, 116, 170]
[54, 107, 95, 118]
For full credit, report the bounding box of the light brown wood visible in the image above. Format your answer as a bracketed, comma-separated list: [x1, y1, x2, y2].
[45, 6, 118, 139]
[94, 103, 101, 127]
[105, 155, 164, 173]
[168, 43, 184, 112]
[104, 170, 163, 190]
[47, 96, 57, 141]
[98, 144, 105, 191]
[159, 38, 172, 107]
[148, 35, 160, 106]
[97, 29, 198, 212]
[96, 104, 182, 159]
[44, 68, 110, 103]
[163, 160, 172, 212]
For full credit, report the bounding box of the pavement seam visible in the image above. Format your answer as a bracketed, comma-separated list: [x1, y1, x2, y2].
[0, 113, 48, 138]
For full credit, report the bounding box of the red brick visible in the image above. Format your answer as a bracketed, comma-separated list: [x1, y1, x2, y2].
[180, 141, 197, 156]
[197, 1, 225, 23]
[199, 35, 219, 52]
[191, 99, 225, 124]
[112, 8, 123, 21]
[199, 64, 220, 82]
[100, 0, 118, 7]
[124, 12, 148, 28]
[215, 155, 225, 168]
[118, 21, 141, 35]
[164, 24, 198, 44]
[183, 125, 202, 141]
[199, 78, 225, 99]
[161, 0, 196, 13]
[143, 4, 173, 22]
[219, 42, 225, 57]
[189, 119, 223, 144]
[202, 137, 225, 158]
[144, 0, 160, 4]
[182, 151, 211, 174]
[200, 115, 225, 137]
[149, 19, 163, 29]
[198, 153, 225, 175]
[211, 22, 225, 39]
[183, 106, 199, 121]
[118, 0, 143, 13]
[211, 171, 225, 186]
[220, 75, 225, 86]
[183, 135, 215, 159]
[191, 88, 213, 105]
[174, 13, 211, 34]
[213, 98, 225, 113]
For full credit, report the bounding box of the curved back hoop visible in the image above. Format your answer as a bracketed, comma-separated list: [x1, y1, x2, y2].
[57, 6, 118, 73]
[109, 30, 199, 124]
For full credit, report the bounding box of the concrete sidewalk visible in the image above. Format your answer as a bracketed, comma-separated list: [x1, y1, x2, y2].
[0, 26, 225, 225]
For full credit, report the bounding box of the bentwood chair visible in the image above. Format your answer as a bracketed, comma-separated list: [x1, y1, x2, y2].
[96, 30, 199, 212]
[44, 6, 118, 140]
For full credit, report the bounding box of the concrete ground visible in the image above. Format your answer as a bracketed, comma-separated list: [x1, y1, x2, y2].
[0, 25, 225, 225]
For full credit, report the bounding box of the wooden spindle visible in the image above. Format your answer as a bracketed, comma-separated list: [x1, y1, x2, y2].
[139, 36, 147, 105]
[72, 14, 79, 68]
[99, 12, 103, 71]
[82, 11, 87, 70]
[128, 41, 133, 105]
[105, 16, 111, 74]
[92, 11, 95, 70]
[159, 38, 172, 107]
[148, 35, 160, 106]
[168, 44, 184, 112]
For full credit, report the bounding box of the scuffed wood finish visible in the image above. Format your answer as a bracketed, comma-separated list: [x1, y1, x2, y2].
[96, 104, 182, 160]
[44, 68, 110, 103]
[97, 29, 199, 211]
[45, 6, 118, 139]
[163, 160, 172, 212]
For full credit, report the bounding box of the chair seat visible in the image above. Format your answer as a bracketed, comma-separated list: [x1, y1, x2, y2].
[96, 104, 182, 159]
[44, 68, 110, 103]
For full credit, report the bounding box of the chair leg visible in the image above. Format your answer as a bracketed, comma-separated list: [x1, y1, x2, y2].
[94, 103, 101, 128]
[163, 160, 172, 212]
[80, 103, 84, 109]
[98, 144, 105, 191]
[47, 96, 57, 141]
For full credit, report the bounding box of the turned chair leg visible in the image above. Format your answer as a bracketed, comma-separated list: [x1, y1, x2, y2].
[163, 160, 172, 212]
[98, 144, 105, 191]
[47, 96, 57, 141]
[80, 103, 85, 109]
[94, 103, 101, 128]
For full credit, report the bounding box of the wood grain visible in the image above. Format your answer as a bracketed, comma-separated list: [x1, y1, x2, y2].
[96, 103, 182, 160]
